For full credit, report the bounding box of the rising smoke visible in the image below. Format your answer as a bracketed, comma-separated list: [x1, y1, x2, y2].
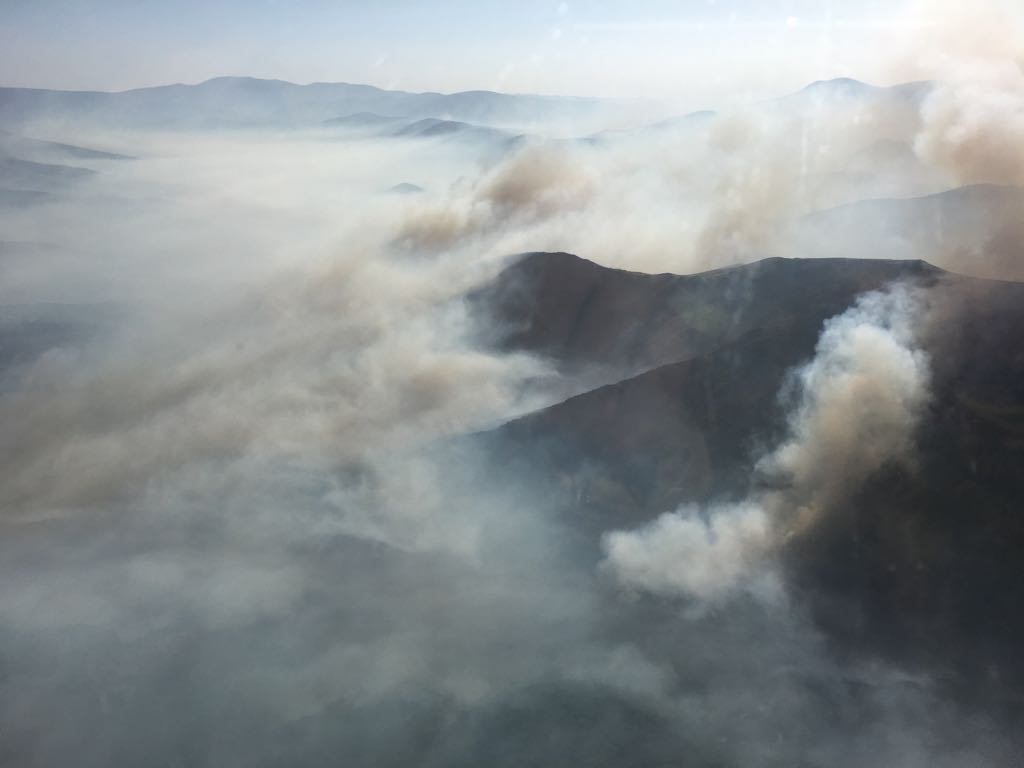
[603, 285, 932, 602]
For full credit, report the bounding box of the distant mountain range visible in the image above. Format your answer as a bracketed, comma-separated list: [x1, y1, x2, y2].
[0, 75, 936, 136]
[0, 76, 614, 131]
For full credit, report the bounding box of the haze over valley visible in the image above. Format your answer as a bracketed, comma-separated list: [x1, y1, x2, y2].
[2, 1, 1024, 766]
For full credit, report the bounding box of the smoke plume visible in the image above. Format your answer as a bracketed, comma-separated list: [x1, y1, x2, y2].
[603, 284, 932, 602]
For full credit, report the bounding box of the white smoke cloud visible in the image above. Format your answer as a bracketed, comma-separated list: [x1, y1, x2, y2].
[603, 501, 776, 601]
[602, 284, 931, 602]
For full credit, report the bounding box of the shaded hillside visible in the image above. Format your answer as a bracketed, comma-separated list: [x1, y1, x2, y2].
[787, 276, 1024, 693]
[472, 251, 938, 383]
[476, 253, 1024, 695]
[491, 330, 816, 531]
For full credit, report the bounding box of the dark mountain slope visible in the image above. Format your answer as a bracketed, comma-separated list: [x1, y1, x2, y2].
[475, 253, 1024, 695]
[472, 251, 938, 382]
[787, 276, 1024, 690]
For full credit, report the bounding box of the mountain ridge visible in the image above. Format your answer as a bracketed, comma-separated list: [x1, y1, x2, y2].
[470, 251, 942, 387]
[471, 250, 1024, 696]
[0, 77, 616, 131]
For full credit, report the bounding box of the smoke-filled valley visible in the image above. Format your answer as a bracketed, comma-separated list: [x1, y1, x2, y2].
[2, 4, 1024, 766]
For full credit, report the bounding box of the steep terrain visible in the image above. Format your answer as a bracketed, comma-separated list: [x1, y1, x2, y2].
[472, 251, 938, 381]
[476, 252, 1024, 699]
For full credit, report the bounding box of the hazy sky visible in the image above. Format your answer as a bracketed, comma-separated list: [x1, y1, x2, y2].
[1, 0, 929, 108]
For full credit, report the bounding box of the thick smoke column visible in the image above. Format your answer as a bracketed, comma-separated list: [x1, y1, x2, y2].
[603, 284, 931, 601]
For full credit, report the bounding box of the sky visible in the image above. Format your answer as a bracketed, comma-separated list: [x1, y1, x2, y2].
[0, 0, 940, 109]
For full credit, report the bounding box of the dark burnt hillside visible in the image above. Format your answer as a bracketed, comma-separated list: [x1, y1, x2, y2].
[470, 252, 938, 382]
[475, 253, 1024, 698]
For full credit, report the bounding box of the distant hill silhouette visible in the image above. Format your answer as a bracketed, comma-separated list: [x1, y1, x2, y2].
[0, 77, 612, 130]
[796, 184, 1024, 281]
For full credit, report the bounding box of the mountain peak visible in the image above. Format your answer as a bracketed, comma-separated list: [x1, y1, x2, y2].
[801, 76, 873, 92]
